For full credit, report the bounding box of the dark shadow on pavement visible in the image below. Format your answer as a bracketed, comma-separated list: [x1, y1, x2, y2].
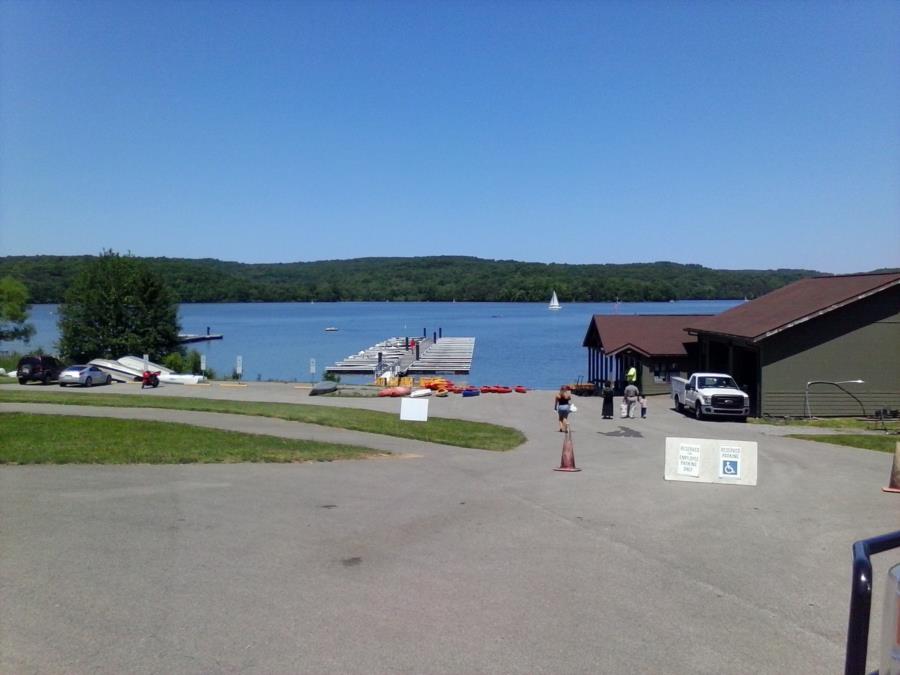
[598, 426, 643, 438]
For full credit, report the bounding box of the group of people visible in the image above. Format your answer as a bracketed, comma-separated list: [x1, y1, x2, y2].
[599, 380, 646, 419]
[554, 366, 646, 431]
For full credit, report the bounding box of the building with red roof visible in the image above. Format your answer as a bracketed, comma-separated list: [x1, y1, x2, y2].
[583, 272, 899, 416]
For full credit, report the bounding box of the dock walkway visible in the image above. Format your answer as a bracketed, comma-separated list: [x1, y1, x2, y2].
[326, 336, 475, 377]
[407, 337, 476, 374]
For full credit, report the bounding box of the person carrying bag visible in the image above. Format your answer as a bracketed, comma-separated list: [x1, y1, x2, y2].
[554, 385, 573, 432]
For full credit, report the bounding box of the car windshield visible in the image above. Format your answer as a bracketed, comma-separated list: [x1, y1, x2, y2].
[700, 377, 737, 388]
[66, 366, 87, 372]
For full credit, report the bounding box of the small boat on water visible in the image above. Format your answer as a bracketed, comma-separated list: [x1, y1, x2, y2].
[325, 327, 338, 332]
[548, 291, 561, 311]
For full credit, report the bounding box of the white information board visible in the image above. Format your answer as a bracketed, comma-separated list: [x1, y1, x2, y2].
[400, 398, 429, 422]
[664, 437, 758, 486]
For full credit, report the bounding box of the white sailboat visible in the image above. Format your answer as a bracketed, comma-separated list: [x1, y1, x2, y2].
[548, 290, 561, 310]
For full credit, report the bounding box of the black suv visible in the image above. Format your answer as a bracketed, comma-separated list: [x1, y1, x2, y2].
[16, 355, 64, 385]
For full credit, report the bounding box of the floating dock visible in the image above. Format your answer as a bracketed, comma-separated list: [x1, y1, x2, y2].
[406, 337, 476, 374]
[178, 333, 224, 344]
[326, 336, 475, 376]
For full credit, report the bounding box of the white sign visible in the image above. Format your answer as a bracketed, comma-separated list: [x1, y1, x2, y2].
[677, 444, 701, 477]
[310, 358, 316, 375]
[200, 354, 207, 372]
[664, 437, 758, 486]
[719, 446, 742, 479]
[400, 397, 429, 422]
[236, 356, 243, 376]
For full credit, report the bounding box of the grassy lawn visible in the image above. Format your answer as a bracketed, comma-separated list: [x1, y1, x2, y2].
[0, 413, 382, 464]
[0, 389, 526, 451]
[787, 433, 898, 453]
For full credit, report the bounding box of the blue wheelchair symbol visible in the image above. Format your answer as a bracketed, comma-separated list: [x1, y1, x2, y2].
[722, 460, 739, 476]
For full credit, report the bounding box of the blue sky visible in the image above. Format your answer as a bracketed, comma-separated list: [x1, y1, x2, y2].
[1, 0, 898, 273]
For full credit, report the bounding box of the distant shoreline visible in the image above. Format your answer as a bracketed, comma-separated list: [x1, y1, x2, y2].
[0, 255, 824, 304]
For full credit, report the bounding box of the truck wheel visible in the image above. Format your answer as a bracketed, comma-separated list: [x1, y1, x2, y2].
[674, 396, 683, 413]
[18, 378, 27, 385]
[694, 403, 703, 420]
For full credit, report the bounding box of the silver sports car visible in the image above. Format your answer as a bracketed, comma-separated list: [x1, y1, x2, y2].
[58, 365, 113, 387]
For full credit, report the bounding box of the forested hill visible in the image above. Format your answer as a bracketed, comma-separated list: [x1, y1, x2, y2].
[0, 255, 822, 303]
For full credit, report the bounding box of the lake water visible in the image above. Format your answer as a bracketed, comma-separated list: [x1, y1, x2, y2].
[8, 301, 741, 389]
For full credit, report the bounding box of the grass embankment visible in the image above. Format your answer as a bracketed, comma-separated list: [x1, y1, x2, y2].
[0, 413, 379, 464]
[751, 417, 893, 431]
[787, 434, 897, 454]
[0, 389, 525, 451]
[750, 416, 899, 453]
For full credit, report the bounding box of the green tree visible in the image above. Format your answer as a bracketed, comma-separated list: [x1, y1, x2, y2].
[0, 276, 35, 343]
[58, 251, 181, 362]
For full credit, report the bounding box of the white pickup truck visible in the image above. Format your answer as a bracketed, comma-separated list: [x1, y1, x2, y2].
[671, 372, 750, 421]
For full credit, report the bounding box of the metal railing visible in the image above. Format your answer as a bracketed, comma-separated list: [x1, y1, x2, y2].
[845, 529, 900, 675]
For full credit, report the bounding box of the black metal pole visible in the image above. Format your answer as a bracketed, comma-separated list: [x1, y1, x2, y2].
[845, 529, 900, 675]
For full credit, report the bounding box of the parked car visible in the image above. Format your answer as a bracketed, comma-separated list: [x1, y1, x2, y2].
[671, 372, 750, 421]
[59, 364, 113, 387]
[16, 355, 65, 385]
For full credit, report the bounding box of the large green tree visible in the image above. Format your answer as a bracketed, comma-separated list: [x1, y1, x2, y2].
[58, 251, 181, 362]
[0, 275, 35, 343]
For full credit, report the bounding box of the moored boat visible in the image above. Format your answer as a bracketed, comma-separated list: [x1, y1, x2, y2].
[548, 290, 561, 310]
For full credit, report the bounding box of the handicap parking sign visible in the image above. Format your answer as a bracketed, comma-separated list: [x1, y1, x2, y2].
[719, 446, 742, 479]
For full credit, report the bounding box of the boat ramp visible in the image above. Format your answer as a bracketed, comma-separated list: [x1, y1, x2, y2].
[326, 336, 475, 377]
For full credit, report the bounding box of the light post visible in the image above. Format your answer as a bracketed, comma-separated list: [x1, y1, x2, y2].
[805, 379, 866, 419]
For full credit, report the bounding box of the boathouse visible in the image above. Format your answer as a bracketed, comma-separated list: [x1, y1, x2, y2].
[582, 315, 712, 395]
[684, 272, 900, 418]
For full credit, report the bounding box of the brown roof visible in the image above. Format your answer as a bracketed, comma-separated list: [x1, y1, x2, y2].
[583, 315, 711, 357]
[685, 272, 900, 342]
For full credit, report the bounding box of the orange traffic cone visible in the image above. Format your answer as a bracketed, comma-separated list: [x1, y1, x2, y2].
[883, 441, 900, 493]
[553, 429, 581, 472]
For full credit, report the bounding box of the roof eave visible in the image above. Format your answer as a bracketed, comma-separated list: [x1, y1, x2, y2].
[756, 279, 900, 342]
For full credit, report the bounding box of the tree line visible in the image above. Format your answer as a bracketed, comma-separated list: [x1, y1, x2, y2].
[0, 255, 824, 304]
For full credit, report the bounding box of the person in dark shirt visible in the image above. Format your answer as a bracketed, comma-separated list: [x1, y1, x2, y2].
[554, 385, 572, 432]
[600, 380, 615, 419]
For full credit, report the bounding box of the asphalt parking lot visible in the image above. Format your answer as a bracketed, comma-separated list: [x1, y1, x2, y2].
[1, 382, 898, 674]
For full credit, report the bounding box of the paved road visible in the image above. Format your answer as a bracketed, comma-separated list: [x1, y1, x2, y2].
[1, 382, 898, 674]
